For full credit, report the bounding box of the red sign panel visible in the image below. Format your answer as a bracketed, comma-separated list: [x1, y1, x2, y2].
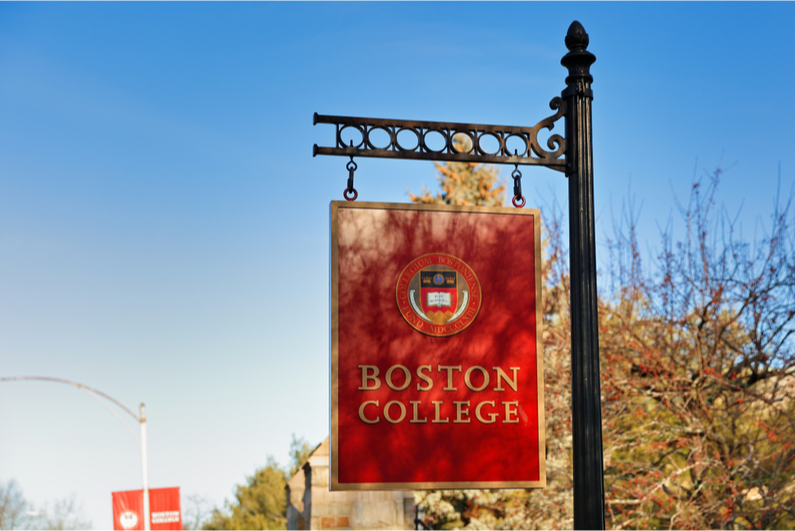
[112, 487, 181, 530]
[330, 201, 545, 490]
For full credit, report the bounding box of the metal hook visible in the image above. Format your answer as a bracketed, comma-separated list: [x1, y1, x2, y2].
[344, 141, 358, 201]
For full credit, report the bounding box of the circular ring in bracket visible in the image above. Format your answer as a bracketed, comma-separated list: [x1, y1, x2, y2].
[451, 130, 475, 153]
[395, 127, 421, 152]
[339, 125, 365, 149]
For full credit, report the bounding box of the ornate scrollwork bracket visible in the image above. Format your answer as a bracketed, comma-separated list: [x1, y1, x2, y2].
[313, 98, 566, 172]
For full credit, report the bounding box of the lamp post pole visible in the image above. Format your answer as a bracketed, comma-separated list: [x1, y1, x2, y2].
[561, 22, 606, 530]
[311, 20, 607, 529]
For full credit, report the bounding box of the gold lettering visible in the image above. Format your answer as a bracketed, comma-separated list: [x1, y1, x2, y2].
[359, 401, 379, 424]
[503, 401, 519, 423]
[416, 365, 433, 391]
[432, 401, 449, 423]
[358, 365, 381, 391]
[475, 401, 498, 424]
[383, 401, 406, 424]
[385, 365, 411, 391]
[464, 366, 489, 392]
[438, 365, 462, 391]
[410, 401, 427, 423]
[493, 367, 519, 392]
[454, 401, 471, 423]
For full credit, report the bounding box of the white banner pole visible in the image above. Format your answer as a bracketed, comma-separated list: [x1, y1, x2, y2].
[140, 403, 151, 531]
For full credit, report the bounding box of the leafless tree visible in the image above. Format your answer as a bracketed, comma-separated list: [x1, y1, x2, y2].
[0, 480, 30, 530]
[182, 494, 213, 530]
[27, 496, 92, 530]
[0, 481, 91, 531]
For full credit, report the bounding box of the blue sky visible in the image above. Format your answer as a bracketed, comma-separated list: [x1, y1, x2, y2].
[1, 3, 794, 529]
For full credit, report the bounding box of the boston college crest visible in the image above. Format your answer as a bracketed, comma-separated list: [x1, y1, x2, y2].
[396, 253, 482, 337]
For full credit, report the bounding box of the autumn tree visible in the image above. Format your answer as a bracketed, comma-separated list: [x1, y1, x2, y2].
[409, 138, 506, 207]
[411, 158, 576, 530]
[412, 158, 795, 530]
[600, 168, 795, 529]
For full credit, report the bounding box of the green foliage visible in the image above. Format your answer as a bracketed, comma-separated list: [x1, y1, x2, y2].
[203, 435, 316, 531]
[288, 435, 314, 477]
[203, 458, 287, 530]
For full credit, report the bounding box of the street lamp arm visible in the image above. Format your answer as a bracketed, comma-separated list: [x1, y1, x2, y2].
[80, 387, 141, 446]
[0, 376, 141, 421]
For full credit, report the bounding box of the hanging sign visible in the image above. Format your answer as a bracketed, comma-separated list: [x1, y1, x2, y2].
[330, 201, 545, 490]
[112, 487, 182, 530]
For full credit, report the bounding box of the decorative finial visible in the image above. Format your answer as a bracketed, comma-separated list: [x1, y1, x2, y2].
[565, 21, 589, 52]
[561, 20, 595, 98]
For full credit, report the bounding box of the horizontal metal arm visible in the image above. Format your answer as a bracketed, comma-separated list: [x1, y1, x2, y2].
[313, 97, 565, 172]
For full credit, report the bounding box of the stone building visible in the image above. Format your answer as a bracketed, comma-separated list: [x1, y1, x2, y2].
[286, 437, 415, 530]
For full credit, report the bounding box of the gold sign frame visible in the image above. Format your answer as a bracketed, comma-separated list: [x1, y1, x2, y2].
[330, 200, 546, 490]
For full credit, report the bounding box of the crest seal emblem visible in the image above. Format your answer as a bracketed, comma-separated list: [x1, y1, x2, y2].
[119, 511, 138, 530]
[395, 253, 482, 337]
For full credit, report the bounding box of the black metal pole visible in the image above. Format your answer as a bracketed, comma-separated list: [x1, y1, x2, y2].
[561, 21, 605, 530]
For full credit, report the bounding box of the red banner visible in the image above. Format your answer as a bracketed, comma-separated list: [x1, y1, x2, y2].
[330, 202, 546, 490]
[112, 487, 181, 530]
